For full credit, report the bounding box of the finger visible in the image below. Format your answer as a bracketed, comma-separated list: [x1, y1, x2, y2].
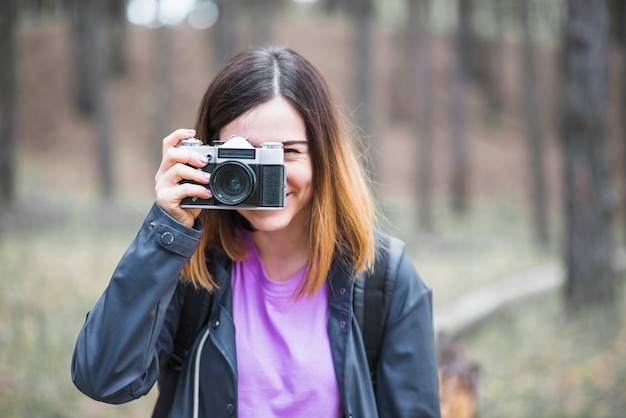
[157, 159, 211, 185]
[164, 164, 212, 189]
[157, 182, 212, 205]
[155, 190, 203, 228]
[155, 165, 212, 200]
[156, 183, 213, 218]
[155, 148, 209, 183]
[162, 128, 197, 156]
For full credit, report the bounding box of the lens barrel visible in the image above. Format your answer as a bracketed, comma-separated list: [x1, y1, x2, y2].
[211, 162, 256, 205]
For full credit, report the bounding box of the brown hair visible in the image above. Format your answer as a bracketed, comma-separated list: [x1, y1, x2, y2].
[182, 46, 376, 298]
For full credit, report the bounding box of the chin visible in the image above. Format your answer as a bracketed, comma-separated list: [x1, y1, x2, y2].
[238, 209, 295, 232]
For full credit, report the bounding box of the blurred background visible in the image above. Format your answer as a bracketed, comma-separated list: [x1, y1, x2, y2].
[1, 0, 625, 417]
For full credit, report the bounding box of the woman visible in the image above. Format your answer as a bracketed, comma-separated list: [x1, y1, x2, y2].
[72, 46, 440, 418]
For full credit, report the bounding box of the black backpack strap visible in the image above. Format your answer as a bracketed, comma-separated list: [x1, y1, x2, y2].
[361, 236, 389, 384]
[354, 233, 404, 388]
[152, 282, 213, 418]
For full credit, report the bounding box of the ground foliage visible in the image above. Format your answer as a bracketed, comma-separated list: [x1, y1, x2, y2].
[464, 287, 626, 418]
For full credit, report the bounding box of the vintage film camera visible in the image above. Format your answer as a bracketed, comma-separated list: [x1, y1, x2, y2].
[179, 136, 286, 209]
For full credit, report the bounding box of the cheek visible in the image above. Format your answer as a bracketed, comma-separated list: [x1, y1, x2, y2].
[286, 161, 313, 186]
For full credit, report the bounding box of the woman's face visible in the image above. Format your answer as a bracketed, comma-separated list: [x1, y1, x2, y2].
[218, 96, 313, 234]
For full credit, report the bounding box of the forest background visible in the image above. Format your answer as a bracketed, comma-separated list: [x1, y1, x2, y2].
[1, 0, 625, 417]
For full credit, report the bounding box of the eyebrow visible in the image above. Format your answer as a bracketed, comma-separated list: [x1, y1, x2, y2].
[282, 140, 308, 146]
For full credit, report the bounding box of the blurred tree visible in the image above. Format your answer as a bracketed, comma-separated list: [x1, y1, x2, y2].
[611, 0, 626, 244]
[389, 2, 414, 123]
[483, 0, 505, 120]
[0, 0, 17, 209]
[70, 0, 114, 198]
[212, 0, 241, 68]
[153, 0, 174, 164]
[20, 0, 43, 21]
[621, 1, 626, 246]
[106, 0, 128, 77]
[450, 0, 471, 213]
[560, 0, 616, 310]
[520, 0, 549, 248]
[322, 0, 340, 13]
[609, 0, 625, 45]
[410, 0, 436, 232]
[321, 0, 376, 138]
[71, 0, 97, 115]
[323, 0, 379, 181]
[352, 0, 376, 140]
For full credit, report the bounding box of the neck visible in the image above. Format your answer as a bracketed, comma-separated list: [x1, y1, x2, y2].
[251, 227, 309, 282]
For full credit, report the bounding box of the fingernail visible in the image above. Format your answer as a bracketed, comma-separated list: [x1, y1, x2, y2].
[203, 173, 211, 180]
[186, 129, 196, 135]
[200, 157, 209, 164]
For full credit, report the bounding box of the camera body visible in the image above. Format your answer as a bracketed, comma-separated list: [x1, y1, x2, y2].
[179, 136, 286, 210]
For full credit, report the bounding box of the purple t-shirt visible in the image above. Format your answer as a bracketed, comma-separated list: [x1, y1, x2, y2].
[231, 239, 341, 418]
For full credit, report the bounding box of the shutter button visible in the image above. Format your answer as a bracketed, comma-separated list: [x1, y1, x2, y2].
[160, 231, 174, 245]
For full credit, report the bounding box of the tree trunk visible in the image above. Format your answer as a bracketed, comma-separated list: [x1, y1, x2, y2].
[623, 2, 626, 246]
[72, 0, 114, 198]
[106, 0, 128, 77]
[351, 0, 377, 182]
[521, 0, 549, 248]
[411, 0, 435, 231]
[153, 25, 174, 165]
[485, 0, 505, 120]
[450, 0, 470, 214]
[560, 0, 616, 310]
[354, 0, 375, 137]
[389, 21, 410, 122]
[615, 0, 626, 244]
[0, 0, 17, 210]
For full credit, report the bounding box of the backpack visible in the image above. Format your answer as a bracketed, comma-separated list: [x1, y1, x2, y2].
[153, 234, 401, 418]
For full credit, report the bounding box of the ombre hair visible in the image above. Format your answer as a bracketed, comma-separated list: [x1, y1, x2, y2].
[182, 46, 376, 298]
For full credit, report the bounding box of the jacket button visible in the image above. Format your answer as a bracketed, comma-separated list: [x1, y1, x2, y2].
[149, 220, 156, 229]
[226, 403, 235, 415]
[213, 320, 220, 329]
[160, 231, 174, 245]
[339, 288, 346, 296]
[340, 320, 346, 328]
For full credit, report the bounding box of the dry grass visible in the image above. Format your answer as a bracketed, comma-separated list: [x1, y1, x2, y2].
[0, 199, 157, 417]
[464, 289, 626, 418]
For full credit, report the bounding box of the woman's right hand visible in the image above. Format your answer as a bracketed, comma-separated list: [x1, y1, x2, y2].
[155, 129, 212, 227]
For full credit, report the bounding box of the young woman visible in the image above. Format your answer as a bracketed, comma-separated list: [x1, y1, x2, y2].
[72, 46, 440, 418]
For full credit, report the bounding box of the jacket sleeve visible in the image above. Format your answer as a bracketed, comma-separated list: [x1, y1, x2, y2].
[376, 253, 441, 418]
[71, 202, 202, 404]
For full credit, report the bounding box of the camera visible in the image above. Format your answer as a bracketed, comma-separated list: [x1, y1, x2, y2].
[179, 136, 286, 209]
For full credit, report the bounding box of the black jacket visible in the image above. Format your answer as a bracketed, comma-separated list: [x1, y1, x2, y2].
[72, 203, 441, 417]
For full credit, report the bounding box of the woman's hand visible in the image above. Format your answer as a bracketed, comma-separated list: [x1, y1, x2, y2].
[155, 129, 212, 227]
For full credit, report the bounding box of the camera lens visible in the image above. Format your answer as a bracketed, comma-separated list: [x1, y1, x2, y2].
[211, 162, 255, 205]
